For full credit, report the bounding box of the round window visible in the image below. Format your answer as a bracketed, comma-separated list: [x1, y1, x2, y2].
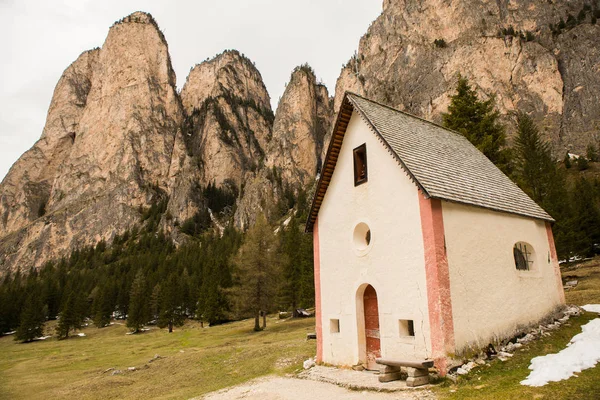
[353, 222, 372, 251]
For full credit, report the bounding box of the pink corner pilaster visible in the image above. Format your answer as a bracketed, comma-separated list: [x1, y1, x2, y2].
[545, 222, 565, 304]
[419, 193, 455, 375]
[313, 218, 323, 363]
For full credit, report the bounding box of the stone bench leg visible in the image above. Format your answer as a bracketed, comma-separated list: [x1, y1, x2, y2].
[378, 364, 402, 382]
[405, 367, 429, 387]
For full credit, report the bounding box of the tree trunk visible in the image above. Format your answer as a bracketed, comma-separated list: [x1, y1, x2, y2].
[254, 312, 261, 331]
[168, 322, 173, 333]
[262, 311, 266, 330]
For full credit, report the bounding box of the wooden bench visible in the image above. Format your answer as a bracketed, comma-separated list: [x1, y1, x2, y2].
[375, 358, 434, 386]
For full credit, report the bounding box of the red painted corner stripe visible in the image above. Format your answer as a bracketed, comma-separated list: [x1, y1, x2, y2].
[545, 222, 565, 304]
[419, 193, 455, 375]
[313, 218, 323, 363]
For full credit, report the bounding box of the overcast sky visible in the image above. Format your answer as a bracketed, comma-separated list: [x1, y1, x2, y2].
[0, 0, 382, 181]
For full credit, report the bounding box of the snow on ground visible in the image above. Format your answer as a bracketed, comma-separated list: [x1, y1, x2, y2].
[77, 333, 86, 337]
[582, 304, 600, 313]
[521, 306, 600, 387]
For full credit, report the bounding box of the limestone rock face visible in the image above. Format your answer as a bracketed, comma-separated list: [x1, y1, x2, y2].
[180, 50, 273, 188]
[267, 67, 333, 188]
[0, 12, 183, 273]
[335, 0, 600, 154]
[0, 49, 99, 236]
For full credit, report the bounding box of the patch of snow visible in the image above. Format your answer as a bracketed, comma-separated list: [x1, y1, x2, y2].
[303, 358, 316, 370]
[77, 333, 86, 337]
[582, 304, 600, 313]
[35, 336, 51, 340]
[208, 208, 225, 237]
[4, 331, 16, 335]
[283, 216, 292, 227]
[521, 314, 600, 387]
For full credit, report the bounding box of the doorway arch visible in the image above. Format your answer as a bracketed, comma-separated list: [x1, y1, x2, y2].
[356, 284, 381, 370]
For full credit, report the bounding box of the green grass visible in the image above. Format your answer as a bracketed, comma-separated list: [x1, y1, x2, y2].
[435, 257, 600, 400]
[0, 317, 316, 400]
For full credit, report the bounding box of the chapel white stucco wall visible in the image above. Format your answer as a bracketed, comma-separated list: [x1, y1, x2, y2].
[442, 201, 564, 353]
[317, 110, 432, 367]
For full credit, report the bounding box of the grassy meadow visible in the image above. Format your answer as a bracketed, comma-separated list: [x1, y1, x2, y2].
[0, 316, 316, 399]
[1, 258, 599, 400]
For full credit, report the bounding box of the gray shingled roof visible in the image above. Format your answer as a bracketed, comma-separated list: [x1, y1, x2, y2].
[347, 93, 553, 222]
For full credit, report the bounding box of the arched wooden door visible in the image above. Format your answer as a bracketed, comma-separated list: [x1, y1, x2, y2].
[363, 285, 381, 370]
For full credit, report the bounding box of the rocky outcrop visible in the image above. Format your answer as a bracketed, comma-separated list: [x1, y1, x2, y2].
[335, 0, 600, 154]
[0, 49, 99, 236]
[5, 2, 600, 274]
[267, 65, 333, 188]
[180, 50, 273, 188]
[0, 12, 183, 273]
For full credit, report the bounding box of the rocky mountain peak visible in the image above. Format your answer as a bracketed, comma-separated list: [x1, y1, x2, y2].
[179, 50, 274, 189]
[266, 65, 332, 187]
[335, 0, 599, 155]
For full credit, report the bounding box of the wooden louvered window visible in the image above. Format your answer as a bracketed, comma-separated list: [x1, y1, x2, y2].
[353, 144, 368, 186]
[513, 242, 532, 271]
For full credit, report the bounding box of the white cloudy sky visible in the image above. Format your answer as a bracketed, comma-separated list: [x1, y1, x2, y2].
[0, 0, 382, 181]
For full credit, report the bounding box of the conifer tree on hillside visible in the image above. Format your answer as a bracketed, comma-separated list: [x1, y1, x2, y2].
[513, 112, 555, 203]
[442, 75, 511, 173]
[56, 291, 86, 339]
[230, 215, 283, 331]
[158, 274, 185, 333]
[15, 292, 47, 342]
[571, 177, 600, 256]
[127, 270, 150, 333]
[511, 112, 573, 258]
[92, 285, 113, 328]
[280, 217, 314, 315]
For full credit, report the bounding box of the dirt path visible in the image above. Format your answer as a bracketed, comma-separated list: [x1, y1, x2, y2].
[195, 375, 436, 400]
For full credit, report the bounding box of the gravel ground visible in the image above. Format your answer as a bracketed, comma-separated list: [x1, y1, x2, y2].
[196, 375, 436, 400]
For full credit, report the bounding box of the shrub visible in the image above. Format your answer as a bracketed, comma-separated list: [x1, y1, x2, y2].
[586, 144, 599, 162]
[564, 152, 572, 169]
[577, 156, 590, 171]
[434, 38, 447, 48]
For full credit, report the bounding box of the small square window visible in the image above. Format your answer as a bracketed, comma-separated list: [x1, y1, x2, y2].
[330, 319, 340, 333]
[399, 319, 415, 337]
[353, 144, 368, 186]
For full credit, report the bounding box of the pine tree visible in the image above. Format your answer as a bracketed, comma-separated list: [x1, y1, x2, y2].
[571, 177, 600, 256]
[127, 270, 149, 333]
[92, 285, 112, 328]
[511, 112, 575, 258]
[157, 274, 185, 333]
[150, 283, 162, 321]
[56, 291, 85, 339]
[564, 152, 572, 168]
[442, 75, 511, 173]
[586, 144, 599, 162]
[15, 293, 47, 343]
[230, 215, 283, 331]
[280, 218, 314, 315]
[513, 112, 555, 203]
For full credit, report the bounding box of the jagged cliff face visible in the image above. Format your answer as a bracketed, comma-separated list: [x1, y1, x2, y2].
[335, 0, 600, 153]
[0, 12, 183, 272]
[180, 51, 273, 188]
[0, 14, 332, 273]
[266, 67, 333, 187]
[4, 1, 599, 273]
[0, 50, 99, 236]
